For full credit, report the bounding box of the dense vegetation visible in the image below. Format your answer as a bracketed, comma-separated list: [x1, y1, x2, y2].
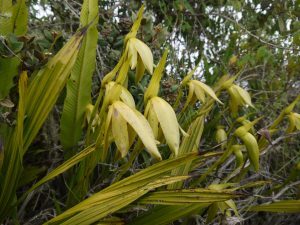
[0, 0, 299, 224]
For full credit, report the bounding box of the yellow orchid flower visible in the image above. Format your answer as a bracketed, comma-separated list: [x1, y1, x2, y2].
[286, 112, 300, 133]
[127, 37, 153, 76]
[145, 97, 183, 156]
[104, 101, 161, 160]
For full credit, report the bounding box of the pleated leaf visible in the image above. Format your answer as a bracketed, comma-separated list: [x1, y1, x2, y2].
[61, 0, 98, 154]
[138, 189, 239, 205]
[169, 116, 205, 189]
[97, 217, 124, 225]
[249, 200, 300, 213]
[0, 71, 27, 219]
[129, 204, 208, 225]
[0, 29, 84, 218]
[24, 30, 84, 151]
[0, 11, 86, 220]
[44, 153, 198, 225]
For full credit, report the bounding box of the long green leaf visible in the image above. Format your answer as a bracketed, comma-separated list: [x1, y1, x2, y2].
[61, 0, 98, 155]
[0, 71, 27, 220]
[138, 189, 239, 205]
[0, 29, 85, 221]
[24, 30, 84, 151]
[249, 200, 300, 213]
[51, 176, 188, 225]
[129, 204, 208, 225]
[44, 153, 198, 224]
[169, 116, 205, 189]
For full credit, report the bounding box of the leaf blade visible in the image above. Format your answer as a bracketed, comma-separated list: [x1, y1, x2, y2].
[249, 200, 300, 213]
[0, 56, 20, 100]
[60, 0, 99, 154]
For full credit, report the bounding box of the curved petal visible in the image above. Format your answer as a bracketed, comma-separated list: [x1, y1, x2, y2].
[151, 97, 180, 156]
[112, 108, 129, 157]
[191, 80, 222, 104]
[132, 38, 153, 74]
[233, 85, 253, 107]
[113, 101, 161, 160]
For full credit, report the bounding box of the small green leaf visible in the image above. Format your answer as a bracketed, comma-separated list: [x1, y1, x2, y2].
[0, 56, 20, 100]
[7, 34, 24, 52]
[11, 0, 28, 35]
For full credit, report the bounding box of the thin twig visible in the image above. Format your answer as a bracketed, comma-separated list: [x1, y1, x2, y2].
[0, 37, 23, 62]
[214, 13, 300, 52]
[272, 180, 300, 200]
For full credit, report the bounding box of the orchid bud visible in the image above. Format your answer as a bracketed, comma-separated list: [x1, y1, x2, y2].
[234, 124, 259, 171]
[215, 126, 227, 149]
[232, 145, 244, 167]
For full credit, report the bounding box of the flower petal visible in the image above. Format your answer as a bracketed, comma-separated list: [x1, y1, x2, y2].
[151, 97, 180, 156]
[233, 84, 253, 107]
[132, 38, 153, 74]
[191, 80, 223, 104]
[112, 108, 129, 157]
[113, 101, 161, 160]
